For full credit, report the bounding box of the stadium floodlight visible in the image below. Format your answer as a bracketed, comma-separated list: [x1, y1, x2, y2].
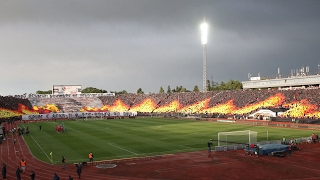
[200, 19, 208, 92]
[200, 22, 208, 45]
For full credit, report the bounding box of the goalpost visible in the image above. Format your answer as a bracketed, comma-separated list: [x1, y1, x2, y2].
[217, 130, 258, 146]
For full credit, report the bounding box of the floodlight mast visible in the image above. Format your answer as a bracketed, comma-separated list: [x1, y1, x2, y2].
[201, 20, 208, 92]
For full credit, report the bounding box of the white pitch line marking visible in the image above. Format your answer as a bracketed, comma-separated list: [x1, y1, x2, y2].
[108, 143, 138, 155]
[179, 145, 192, 149]
[28, 133, 52, 163]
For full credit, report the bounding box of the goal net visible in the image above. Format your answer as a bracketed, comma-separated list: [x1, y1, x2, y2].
[217, 130, 258, 146]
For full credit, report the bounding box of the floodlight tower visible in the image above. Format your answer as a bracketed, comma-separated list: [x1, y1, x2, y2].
[200, 19, 208, 92]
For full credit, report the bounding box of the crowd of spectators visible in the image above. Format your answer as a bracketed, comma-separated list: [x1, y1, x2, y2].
[29, 97, 103, 113]
[99, 92, 216, 113]
[0, 96, 32, 121]
[2, 88, 320, 120]
[98, 89, 320, 119]
[0, 96, 32, 111]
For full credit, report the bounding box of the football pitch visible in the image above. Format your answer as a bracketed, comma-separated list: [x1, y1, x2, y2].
[20, 118, 314, 164]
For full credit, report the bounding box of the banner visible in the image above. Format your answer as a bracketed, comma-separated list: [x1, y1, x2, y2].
[14, 93, 115, 99]
[22, 111, 137, 121]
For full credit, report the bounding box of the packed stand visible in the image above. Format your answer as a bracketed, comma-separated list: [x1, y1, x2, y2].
[0, 96, 33, 121]
[2, 88, 320, 120]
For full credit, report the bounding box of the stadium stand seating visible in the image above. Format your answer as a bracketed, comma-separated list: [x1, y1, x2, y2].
[1, 88, 320, 121]
[29, 97, 103, 112]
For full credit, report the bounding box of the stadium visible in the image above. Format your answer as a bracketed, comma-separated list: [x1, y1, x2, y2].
[2, 1, 320, 180]
[2, 73, 320, 179]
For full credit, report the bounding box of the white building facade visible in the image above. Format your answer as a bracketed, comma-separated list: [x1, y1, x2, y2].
[242, 75, 320, 89]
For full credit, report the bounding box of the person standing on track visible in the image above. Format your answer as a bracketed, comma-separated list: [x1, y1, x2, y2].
[20, 159, 26, 172]
[30, 170, 35, 180]
[62, 156, 66, 169]
[282, 136, 286, 145]
[2, 126, 5, 139]
[255, 145, 260, 157]
[2, 163, 6, 179]
[53, 173, 60, 180]
[207, 139, 213, 154]
[312, 133, 316, 144]
[16, 167, 22, 180]
[287, 145, 292, 156]
[76, 162, 82, 179]
[89, 152, 94, 164]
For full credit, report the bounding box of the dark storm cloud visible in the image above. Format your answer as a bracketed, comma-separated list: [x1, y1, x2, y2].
[0, 0, 320, 95]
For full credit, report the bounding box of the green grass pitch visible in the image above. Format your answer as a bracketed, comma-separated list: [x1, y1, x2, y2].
[19, 118, 314, 164]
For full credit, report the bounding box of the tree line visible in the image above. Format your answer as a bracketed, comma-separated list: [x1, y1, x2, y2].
[36, 79, 242, 95]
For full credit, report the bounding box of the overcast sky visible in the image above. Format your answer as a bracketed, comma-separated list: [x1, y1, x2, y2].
[1, 0, 320, 95]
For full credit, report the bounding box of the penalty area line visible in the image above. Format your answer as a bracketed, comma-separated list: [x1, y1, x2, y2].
[108, 143, 138, 155]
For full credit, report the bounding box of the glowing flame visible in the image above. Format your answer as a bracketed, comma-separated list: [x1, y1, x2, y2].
[0, 108, 23, 118]
[198, 93, 285, 115]
[283, 99, 318, 118]
[200, 100, 236, 114]
[153, 100, 180, 113]
[131, 98, 157, 112]
[33, 104, 60, 113]
[0, 103, 37, 118]
[178, 99, 210, 113]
